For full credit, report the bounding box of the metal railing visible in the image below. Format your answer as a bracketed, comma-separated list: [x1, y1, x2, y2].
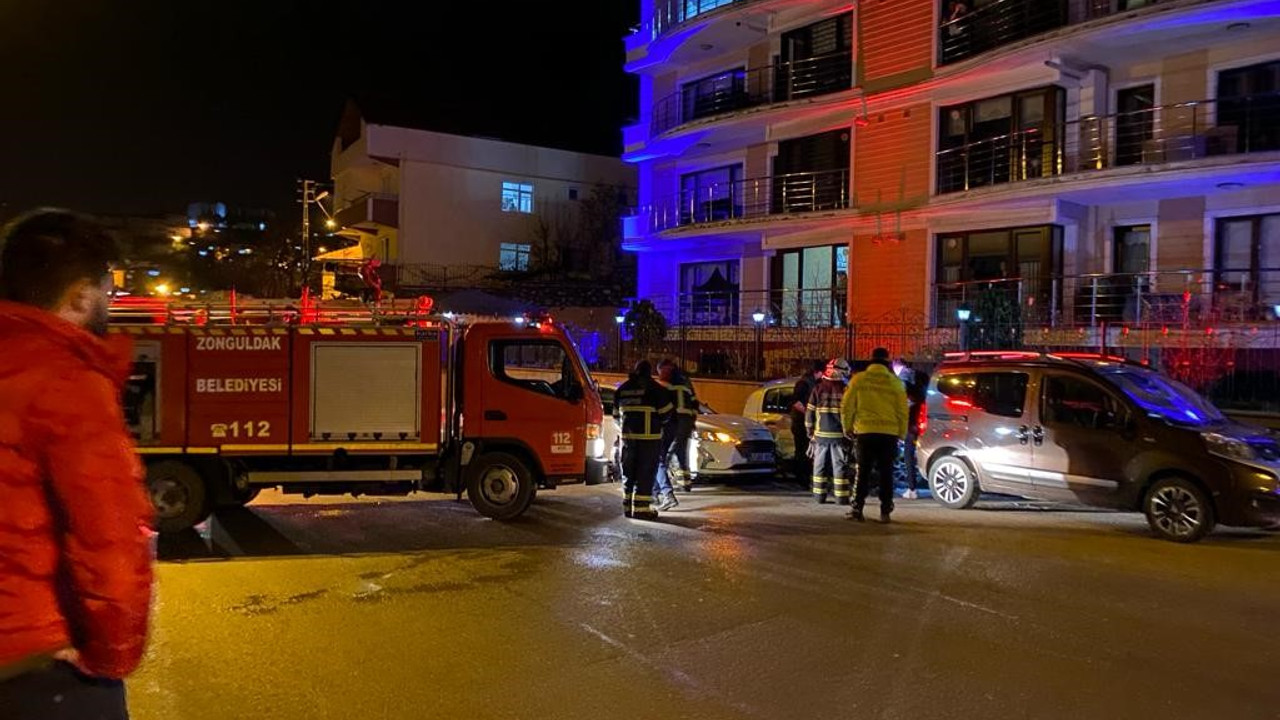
[643, 168, 852, 233]
[938, 0, 1185, 66]
[936, 93, 1280, 195]
[634, 288, 850, 329]
[651, 50, 854, 136]
[932, 269, 1280, 329]
[646, 0, 743, 40]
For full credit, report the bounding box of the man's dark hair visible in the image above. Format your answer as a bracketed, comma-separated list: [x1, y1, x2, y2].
[0, 209, 119, 309]
[809, 359, 826, 375]
[871, 347, 891, 362]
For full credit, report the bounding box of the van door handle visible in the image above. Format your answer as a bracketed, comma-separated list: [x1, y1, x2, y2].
[1032, 425, 1044, 446]
[485, 410, 507, 421]
[1015, 425, 1030, 445]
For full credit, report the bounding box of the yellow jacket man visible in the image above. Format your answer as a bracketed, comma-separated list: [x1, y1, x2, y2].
[840, 348, 908, 522]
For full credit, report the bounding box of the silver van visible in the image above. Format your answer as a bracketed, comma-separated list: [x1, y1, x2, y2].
[917, 351, 1280, 542]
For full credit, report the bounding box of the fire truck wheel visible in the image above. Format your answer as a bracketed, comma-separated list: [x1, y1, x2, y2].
[466, 452, 536, 521]
[147, 460, 210, 533]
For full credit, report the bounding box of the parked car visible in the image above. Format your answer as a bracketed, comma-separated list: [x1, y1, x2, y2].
[916, 351, 1280, 542]
[742, 377, 800, 461]
[600, 386, 777, 482]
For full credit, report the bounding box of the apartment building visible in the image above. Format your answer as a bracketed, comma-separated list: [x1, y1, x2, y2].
[330, 100, 636, 280]
[623, 0, 1280, 366]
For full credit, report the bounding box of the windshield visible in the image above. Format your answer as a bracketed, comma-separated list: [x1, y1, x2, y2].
[1097, 366, 1225, 427]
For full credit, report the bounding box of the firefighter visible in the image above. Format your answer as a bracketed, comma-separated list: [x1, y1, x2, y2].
[806, 358, 852, 504]
[657, 359, 699, 498]
[615, 359, 674, 520]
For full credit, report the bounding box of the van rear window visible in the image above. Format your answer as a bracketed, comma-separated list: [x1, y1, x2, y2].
[936, 372, 1028, 418]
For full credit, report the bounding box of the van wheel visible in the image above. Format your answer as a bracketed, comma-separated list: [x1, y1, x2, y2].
[929, 456, 980, 509]
[147, 460, 210, 533]
[1144, 476, 1215, 543]
[466, 452, 536, 521]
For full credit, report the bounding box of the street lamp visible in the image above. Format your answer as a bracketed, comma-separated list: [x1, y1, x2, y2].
[1273, 304, 1280, 320]
[615, 312, 626, 371]
[752, 309, 766, 379]
[957, 304, 972, 352]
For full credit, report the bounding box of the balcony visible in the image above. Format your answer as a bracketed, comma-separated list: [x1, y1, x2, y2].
[643, 168, 852, 234]
[650, 50, 854, 137]
[935, 93, 1280, 195]
[932, 269, 1280, 330]
[937, 0, 1228, 66]
[335, 193, 399, 230]
[645, 0, 743, 41]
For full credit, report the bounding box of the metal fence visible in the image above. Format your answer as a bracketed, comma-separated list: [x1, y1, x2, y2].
[651, 50, 853, 136]
[642, 168, 852, 233]
[936, 93, 1279, 194]
[938, 0, 1205, 66]
[932, 269, 1280, 329]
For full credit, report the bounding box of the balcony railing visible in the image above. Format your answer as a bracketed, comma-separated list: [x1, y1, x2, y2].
[335, 192, 399, 229]
[938, 0, 1181, 66]
[647, 0, 743, 40]
[935, 93, 1280, 195]
[631, 288, 849, 328]
[651, 50, 854, 136]
[643, 168, 851, 233]
[932, 269, 1280, 329]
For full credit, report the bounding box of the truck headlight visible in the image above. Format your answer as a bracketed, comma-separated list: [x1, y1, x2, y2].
[1202, 432, 1257, 462]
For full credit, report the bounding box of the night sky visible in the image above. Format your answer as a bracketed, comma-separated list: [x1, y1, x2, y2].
[0, 1, 638, 220]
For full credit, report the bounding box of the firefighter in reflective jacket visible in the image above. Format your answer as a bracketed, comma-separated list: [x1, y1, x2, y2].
[658, 359, 699, 496]
[806, 358, 852, 505]
[614, 360, 674, 519]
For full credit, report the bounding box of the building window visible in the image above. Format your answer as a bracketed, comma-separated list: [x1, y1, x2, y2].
[501, 182, 534, 214]
[679, 260, 740, 326]
[680, 68, 748, 125]
[777, 12, 853, 101]
[937, 0, 1068, 66]
[1214, 214, 1280, 318]
[937, 87, 1064, 194]
[773, 129, 851, 214]
[1113, 225, 1151, 275]
[934, 225, 1063, 326]
[1217, 60, 1280, 154]
[499, 242, 531, 272]
[679, 165, 743, 225]
[568, 187, 579, 201]
[770, 245, 848, 327]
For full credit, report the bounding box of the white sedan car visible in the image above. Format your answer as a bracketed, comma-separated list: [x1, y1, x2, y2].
[600, 386, 777, 482]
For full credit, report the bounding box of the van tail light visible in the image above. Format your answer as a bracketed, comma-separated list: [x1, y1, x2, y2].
[917, 412, 928, 436]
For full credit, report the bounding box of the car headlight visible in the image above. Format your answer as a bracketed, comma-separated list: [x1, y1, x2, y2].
[1202, 432, 1257, 462]
[698, 431, 736, 444]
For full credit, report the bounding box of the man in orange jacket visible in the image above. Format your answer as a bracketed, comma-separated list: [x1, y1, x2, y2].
[0, 210, 155, 719]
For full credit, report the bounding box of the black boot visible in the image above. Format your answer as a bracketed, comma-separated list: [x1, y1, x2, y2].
[848, 507, 865, 522]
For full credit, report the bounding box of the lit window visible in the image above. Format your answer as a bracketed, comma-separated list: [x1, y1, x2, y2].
[499, 243, 532, 272]
[501, 182, 534, 214]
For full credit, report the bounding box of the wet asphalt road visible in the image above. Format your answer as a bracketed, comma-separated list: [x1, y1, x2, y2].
[132, 482, 1280, 720]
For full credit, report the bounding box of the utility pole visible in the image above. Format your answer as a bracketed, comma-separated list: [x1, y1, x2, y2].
[298, 179, 315, 289]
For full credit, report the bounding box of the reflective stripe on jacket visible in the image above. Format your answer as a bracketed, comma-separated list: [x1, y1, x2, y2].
[668, 382, 699, 417]
[615, 378, 673, 440]
[841, 363, 909, 438]
[805, 379, 847, 440]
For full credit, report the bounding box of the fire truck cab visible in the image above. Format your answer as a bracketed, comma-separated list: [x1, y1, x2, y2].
[112, 298, 607, 532]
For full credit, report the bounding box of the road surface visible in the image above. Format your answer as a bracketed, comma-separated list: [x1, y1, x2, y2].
[131, 482, 1280, 720]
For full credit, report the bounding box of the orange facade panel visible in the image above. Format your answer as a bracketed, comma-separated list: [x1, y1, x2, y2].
[849, 229, 929, 320]
[858, 0, 934, 91]
[854, 103, 933, 209]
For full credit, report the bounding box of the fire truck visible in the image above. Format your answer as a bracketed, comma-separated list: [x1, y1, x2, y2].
[110, 296, 608, 532]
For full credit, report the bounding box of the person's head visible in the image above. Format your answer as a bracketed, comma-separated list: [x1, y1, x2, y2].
[824, 357, 851, 382]
[657, 358, 677, 383]
[809, 359, 826, 379]
[870, 347, 892, 368]
[0, 209, 119, 336]
[631, 359, 653, 381]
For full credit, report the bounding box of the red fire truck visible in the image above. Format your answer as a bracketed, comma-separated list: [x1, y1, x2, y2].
[111, 297, 608, 532]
